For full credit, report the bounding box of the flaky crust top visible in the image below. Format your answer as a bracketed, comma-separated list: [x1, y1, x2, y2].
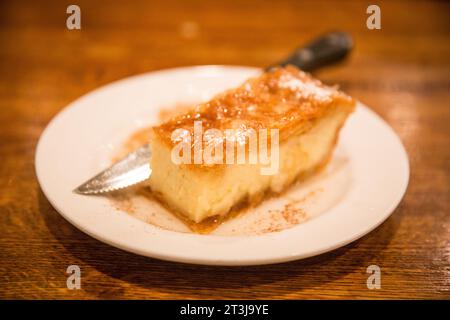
[152, 65, 355, 148]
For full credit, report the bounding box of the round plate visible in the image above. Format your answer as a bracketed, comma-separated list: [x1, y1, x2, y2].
[35, 66, 409, 266]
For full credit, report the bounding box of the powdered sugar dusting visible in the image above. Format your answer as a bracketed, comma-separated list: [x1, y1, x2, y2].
[278, 73, 334, 101]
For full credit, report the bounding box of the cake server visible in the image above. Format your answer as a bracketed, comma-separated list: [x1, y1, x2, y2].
[74, 31, 352, 195]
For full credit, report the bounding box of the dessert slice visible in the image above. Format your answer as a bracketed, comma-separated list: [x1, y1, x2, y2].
[149, 65, 355, 224]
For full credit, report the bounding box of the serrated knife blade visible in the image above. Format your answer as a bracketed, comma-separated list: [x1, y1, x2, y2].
[73, 144, 152, 195]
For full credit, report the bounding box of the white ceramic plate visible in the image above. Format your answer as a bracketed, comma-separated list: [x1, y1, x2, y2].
[35, 66, 409, 266]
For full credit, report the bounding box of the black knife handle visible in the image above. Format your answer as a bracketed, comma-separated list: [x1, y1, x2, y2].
[267, 31, 353, 72]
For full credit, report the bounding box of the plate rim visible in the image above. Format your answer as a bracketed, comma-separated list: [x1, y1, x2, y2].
[35, 65, 410, 266]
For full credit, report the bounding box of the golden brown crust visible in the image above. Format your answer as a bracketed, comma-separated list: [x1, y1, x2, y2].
[152, 65, 355, 151]
[151, 66, 355, 172]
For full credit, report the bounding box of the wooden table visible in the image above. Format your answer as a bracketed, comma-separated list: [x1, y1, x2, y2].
[0, 0, 448, 299]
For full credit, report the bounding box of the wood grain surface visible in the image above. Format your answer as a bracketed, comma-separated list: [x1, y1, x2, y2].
[0, 0, 449, 299]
